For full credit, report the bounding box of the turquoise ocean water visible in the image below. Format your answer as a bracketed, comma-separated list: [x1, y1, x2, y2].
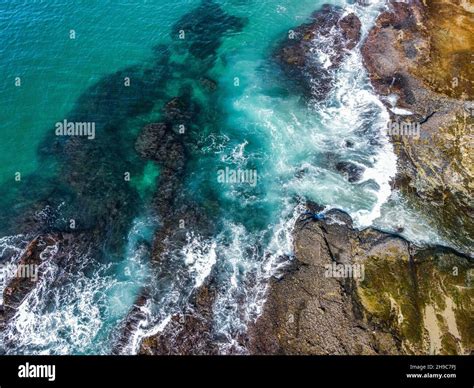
[0, 0, 461, 354]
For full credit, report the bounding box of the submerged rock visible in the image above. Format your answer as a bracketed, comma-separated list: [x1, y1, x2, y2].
[135, 122, 185, 172]
[171, 0, 246, 60]
[163, 94, 200, 123]
[118, 88, 215, 354]
[276, 5, 361, 100]
[248, 208, 473, 355]
[199, 76, 218, 92]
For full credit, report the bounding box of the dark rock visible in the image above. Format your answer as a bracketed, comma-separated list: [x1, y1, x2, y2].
[335, 161, 365, 183]
[135, 123, 185, 172]
[111, 291, 149, 355]
[1, 231, 100, 337]
[163, 95, 200, 123]
[276, 5, 361, 100]
[199, 77, 217, 92]
[139, 283, 218, 355]
[339, 13, 363, 45]
[171, 0, 246, 60]
[1, 235, 56, 328]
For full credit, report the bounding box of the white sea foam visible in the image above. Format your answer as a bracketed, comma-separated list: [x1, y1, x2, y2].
[119, 299, 172, 356]
[0, 0, 422, 356]
[230, 0, 394, 343]
[123, 231, 219, 354]
[390, 107, 414, 116]
[314, 0, 396, 227]
[373, 190, 452, 248]
[183, 233, 217, 288]
[3, 246, 108, 355]
[222, 140, 249, 165]
[178, 1, 397, 354]
[4, 0, 405, 356]
[212, 201, 305, 353]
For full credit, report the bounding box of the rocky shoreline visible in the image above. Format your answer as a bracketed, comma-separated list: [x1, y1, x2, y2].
[276, 4, 361, 100]
[135, 203, 472, 355]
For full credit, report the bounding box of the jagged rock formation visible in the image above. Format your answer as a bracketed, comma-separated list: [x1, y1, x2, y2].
[2, 1, 472, 357]
[0, 235, 56, 332]
[114, 1, 247, 354]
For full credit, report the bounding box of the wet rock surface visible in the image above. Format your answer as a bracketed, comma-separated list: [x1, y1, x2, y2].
[131, 2, 474, 355]
[2, 1, 471, 356]
[335, 161, 365, 183]
[139, 283, 218, 355]
[1, 235, 57, 331]
[276, 4, 361, 100]
[248, 208, 473, 355]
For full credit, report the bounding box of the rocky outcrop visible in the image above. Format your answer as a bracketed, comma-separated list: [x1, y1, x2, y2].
[131, 3, 474, 355]
[249, 208, 473, 355]
[362, 0, 474, 253]
[276, 4, 361, 100]
[135, 123, 185, 172]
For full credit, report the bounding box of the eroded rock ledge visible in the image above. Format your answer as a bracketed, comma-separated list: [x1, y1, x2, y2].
[248, 208, 472, 355]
